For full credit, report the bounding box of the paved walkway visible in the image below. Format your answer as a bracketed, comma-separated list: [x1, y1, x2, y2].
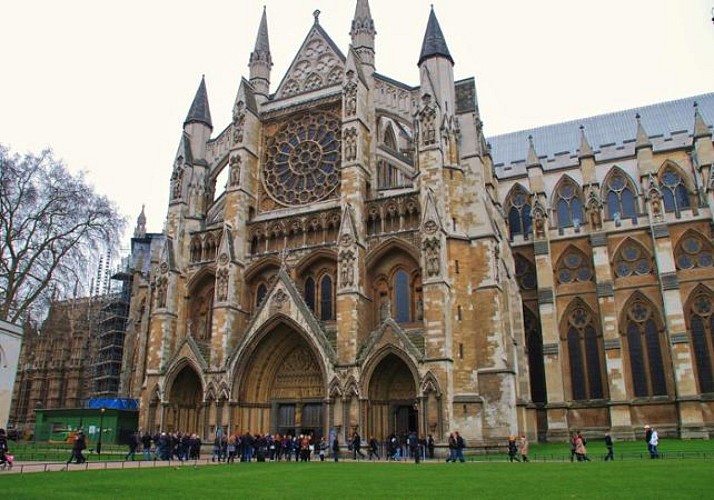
[2, 458, 225, 474]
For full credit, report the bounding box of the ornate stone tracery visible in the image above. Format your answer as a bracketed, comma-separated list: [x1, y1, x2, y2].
[262, 110, 342, 207]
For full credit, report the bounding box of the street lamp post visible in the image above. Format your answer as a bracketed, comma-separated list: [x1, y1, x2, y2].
[97, 407, 106, 460]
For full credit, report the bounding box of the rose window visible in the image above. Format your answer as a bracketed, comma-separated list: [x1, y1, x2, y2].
[263, 111, 341, 206]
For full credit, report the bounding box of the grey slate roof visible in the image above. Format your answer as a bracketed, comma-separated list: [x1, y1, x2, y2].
[184, 76, 213, 129]
[488, 93, 713, 173]
[418, 8, 453, 66]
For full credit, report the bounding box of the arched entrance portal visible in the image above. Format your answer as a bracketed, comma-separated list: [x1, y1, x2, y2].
[368, 353, 418, 439]
[165, 365, 203, 434]
[236, 322, 325, 438]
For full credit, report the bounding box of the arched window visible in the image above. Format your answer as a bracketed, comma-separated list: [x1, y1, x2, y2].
[675, 233, 714, 270]
[687, 291, 714, 393]
[555, 179, 583, 228]
[565, 303, 605, 400]
[304, 277, 316, 313]
[394, 270, 410, 323]
[384, 125, 398, 150]
[605, 170, 637, 220]
[613, 240, 652, 278]
[320, 275, 333, 321]
[556, 249, 593, 284]
[256, 283, 268, 308]
[515, 254, 537, 290]
[660, 166, 691, 213]
[506, 186, 532, 239]
[524, 308, 547, 403]
[624, 298, 667, 397]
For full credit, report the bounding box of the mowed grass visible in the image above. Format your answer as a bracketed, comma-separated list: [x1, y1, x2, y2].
[2, 460, 713, 499]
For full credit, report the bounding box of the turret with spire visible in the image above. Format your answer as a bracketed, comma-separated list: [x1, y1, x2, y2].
[134, 205, 147, 238]
[249, 6, 273, 100]
[184, 75, 212, 161]
[350, 0, 376, 70]
[418, 6, 455, 124]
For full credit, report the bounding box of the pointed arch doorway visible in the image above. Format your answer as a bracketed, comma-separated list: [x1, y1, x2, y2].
[165, 365, 203, 434]
[235, 320, 326, 438]
[367, 353, 418, 439]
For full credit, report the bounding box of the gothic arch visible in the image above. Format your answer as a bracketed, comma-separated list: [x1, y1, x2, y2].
[602, 166, 640, 219]
[360, 344, 420, 396]
[551, 174, 584, 228]
[229, 314, 329, 401]
[294, 249, 338, 277]
[163, 357, 206, 398]
[658, 160, 695, 214]
[674, 229, 714, 271]
[560, 298, 606, 400]
[243, 257, 281, 282]
[328, 376, 343, 399]
[420, 371, 442, 398]
[365, 237, 420, 269]
[611, 237, 654, 278]
[658, 159, 695, 191]
[504, 183, 532, 239]
[554, 245, 594, 285]
[619, 291, 669, 398]
[684, 284, 714, 393]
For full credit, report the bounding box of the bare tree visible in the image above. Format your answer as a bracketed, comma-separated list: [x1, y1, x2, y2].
[0, 144, 125, 323]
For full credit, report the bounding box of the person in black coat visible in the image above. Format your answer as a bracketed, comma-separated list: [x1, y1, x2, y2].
[332, 436, 340, 462]
[604, 433, 614, 461]
[67, 431, 87, 464]
[427, 435, 435, 460]
[351, 432, 365, 460]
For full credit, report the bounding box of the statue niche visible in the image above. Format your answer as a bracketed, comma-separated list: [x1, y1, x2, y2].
[188, 277, 214, 342]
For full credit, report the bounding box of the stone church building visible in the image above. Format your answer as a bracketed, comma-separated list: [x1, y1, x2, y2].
[120, 1, 714, 445]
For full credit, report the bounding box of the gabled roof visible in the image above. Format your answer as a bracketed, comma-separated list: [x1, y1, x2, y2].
[273, 15, 346, 99]
[488, 93, 714, 173]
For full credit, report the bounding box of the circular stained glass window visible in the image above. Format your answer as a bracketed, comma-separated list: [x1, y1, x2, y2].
[683, 237, 702, 254]
[677, 254, 693, 269]
[615, 262, 631, 278]
[662, 170, 680, 187]
[635, 259, 651, 275]
[622, 245, 639, 262]
[559, 269, 574, 284]
[698, 252, 713, 267]
[609, 175, 626, 191]
[565, 253, 582, 269]
[263, 111, 341, 206]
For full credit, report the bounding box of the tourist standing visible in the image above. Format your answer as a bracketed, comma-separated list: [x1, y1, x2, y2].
[507, 436, 520, 462]
[332, 436, 340, 462]
[427, 435, 435, 460]
[604, 433, 614, 461]
[519, 434, 530, 462]
[649, 427, 659, 459]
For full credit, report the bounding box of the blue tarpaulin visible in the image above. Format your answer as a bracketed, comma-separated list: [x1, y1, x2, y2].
[86, 398, 139, 410]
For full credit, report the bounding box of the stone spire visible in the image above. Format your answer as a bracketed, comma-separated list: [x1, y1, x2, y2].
[578, 125, 594, 159]
[635, 113, 651, 151]
[418, 6, 454, 66]
[184, 75, 212, 129]
[134, 205, 147, 238]
[350, 0, 376, 69]
[694, 102, 711, 140]
[249, 6, 273, 99]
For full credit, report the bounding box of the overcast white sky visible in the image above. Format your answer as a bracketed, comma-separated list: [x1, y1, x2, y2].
[2, 0, 713, 250]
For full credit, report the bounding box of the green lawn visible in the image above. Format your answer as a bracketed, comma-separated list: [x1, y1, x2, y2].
[2, 461, 713, 499]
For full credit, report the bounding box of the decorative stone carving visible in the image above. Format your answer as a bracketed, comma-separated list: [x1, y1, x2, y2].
[344, 127, 358, 162]
[423, 237, 441, 277]
[229, 154, 241, 188]
[531, 200, 547, 239]
[232, 101, 246, 144]
[156, 277, 168, 309]
[343, 70, 357, 117]
[419, 95, 437, 146]
[272, 288, 288, 309]
[339, 249, 355, 288]
[216, 268, 229, 302]
[586, 186, 603, 231]
[647, 173, 663, 220]
[171, 161, 184, 200]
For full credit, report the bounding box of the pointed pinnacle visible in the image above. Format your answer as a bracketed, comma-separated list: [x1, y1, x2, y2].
[527, 135, 540, 167]
[635, 113, 651, 150]
[418, 7, 453, 66]
[184, 76, 212, 129]
[578, 125, 594, 159]
[694, 101, 711, 139]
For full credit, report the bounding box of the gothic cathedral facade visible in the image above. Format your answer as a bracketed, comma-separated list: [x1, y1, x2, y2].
[120, 1, 714, 444]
